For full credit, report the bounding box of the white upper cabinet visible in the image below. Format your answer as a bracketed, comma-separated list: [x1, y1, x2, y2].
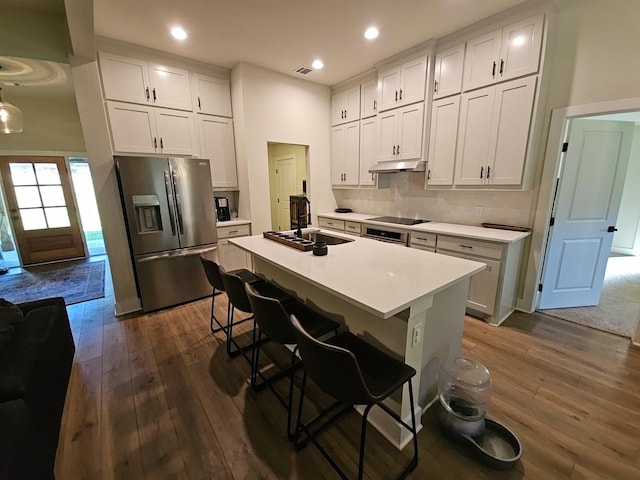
[198, 115, 238, 189]
[331, 86, 361, 126]
[433, 44, 465, 99]
[191, 73, 232, 117]
[359, 116, 378, 186]
[378, 55, 427, 112]
[331, 121, 360, 186]
[377, 102, 424, 162]
[106, 101, 196, 156]
[463, 14, 543, 91]
[360, 80, 378, 119]
[455, 76, 536, 186]
[427, 96, 460, 186]
[99, 52, 193, 111]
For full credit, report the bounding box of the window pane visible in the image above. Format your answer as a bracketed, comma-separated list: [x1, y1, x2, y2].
[21, 208, 47, 230]
[14, 186, 42, 208]
[45, 207, 70, 228]
[40, 185, 65, 207]
[35, 163, 61, 185]
[9, 163, 36, 186]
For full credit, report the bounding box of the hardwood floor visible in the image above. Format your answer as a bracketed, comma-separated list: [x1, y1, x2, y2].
[55, 292, 640, 479]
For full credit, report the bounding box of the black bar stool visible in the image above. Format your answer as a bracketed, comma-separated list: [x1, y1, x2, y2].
[290, 314, 419, 480]
[199, 254, 261, 334]
[245, 283, 339, 438]
[219, 267, 296, 361]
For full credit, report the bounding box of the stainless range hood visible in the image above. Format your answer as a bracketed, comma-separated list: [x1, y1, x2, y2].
[368, 159, 426, 173]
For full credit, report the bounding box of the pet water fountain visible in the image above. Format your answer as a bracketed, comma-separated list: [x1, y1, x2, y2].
[436, 356, 522, 470]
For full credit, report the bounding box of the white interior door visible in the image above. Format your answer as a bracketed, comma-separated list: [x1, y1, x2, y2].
[275, 156, 296, 231]
[539, 119, 634, 309]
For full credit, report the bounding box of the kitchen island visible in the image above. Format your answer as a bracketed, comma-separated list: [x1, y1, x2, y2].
[231, 230, 485, 449]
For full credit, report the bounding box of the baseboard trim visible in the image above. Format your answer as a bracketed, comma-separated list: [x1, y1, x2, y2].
[114, 297, 142, 316]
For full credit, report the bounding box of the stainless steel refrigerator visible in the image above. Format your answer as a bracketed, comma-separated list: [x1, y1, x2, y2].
[116, 156, 218, 312]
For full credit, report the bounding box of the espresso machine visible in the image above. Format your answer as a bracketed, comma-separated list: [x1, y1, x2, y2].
[214, 196, 231, 222]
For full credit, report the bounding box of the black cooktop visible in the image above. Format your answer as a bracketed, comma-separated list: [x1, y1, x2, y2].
[367, 216, 429, 226]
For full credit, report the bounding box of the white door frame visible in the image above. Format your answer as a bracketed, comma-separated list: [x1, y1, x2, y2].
[521, 97, 640, 336]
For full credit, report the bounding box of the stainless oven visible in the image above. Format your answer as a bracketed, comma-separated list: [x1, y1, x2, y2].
[361, 224, 410, 246]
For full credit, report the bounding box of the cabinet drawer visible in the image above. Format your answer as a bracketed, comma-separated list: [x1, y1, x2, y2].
[409, 232, 437, 249]
[344, 221, 361, 235]
[437, 235, 502, 260]
[318, 217, 345, 231]
[217, 223, 251, 239]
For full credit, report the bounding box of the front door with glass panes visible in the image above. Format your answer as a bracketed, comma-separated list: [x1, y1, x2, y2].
[0, 156, 85, 265]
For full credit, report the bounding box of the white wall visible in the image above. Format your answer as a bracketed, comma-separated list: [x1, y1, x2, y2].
[521, 0, 640, 312]
[230, 63, 334, 234]
[612, 126, 640, 255]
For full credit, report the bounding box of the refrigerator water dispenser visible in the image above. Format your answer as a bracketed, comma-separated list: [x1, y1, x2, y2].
[132, 195, 162, 233]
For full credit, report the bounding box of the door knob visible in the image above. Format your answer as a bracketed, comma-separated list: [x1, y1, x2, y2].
[607, 226, 618, 233]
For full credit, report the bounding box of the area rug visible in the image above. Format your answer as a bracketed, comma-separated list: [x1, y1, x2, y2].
[543, 255, 640, 338]
[0, 259, 105, 306]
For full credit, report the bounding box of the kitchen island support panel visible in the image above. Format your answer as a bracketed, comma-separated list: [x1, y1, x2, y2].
[252, 255, 472, 449]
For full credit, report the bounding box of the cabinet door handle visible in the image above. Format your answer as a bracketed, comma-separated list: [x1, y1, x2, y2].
[228, 230, 238, 235]
[393, 145, 396, 155]
[487, 166, 491, 179]
[459, 244, 473, 249]
[373, 100, 377, 111]
[434, 81, 438, 93]
[145, 87, 150, 101]
[492, 61, 496, 78]
[395, 90, 398, 102]
[427, 169, 431, 180]
[499, 59, 504, 75]
[152, 88, 157, 102]
[154, 137, 158, 149]
[399, 89, 403, 100]
[160, 137, 164, 149]
[344, 173, 347, 181]
[397, 144, 400, 155]
[198, 96, 201, 110]
[480, 166, 484, 179]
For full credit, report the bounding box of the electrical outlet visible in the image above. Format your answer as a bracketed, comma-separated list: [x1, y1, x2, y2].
[412, 323, 424, 347]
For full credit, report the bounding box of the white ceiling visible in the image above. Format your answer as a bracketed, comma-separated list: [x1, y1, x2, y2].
[93, 0, 532, 86]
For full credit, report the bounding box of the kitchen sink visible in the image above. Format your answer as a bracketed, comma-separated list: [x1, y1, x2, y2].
[300, 231, 354, 245]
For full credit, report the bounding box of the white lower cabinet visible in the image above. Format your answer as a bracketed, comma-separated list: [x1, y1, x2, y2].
[318, 217, 345, 232]
[409, 232, 437, 252]
[106, 101, 196, 155]
[436, 234, 524, 325]
[197, 115, 238, 189]
[217, 223, 252, 271]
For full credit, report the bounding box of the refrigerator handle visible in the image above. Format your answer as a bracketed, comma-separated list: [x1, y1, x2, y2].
[163, 169, 177, 236]
[171, 168, 185, 235]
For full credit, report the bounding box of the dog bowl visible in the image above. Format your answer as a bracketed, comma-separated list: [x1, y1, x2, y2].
[461, 418, 522, 470]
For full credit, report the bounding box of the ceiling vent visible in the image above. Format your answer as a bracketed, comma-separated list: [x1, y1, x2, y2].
[294, 66, 313, 75]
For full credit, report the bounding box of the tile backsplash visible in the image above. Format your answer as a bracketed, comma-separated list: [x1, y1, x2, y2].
[332, 173, 534, 227]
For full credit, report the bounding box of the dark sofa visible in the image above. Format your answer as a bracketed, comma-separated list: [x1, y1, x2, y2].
[0, 297, 75, 480]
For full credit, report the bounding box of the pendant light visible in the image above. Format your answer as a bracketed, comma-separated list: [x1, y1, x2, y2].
[0, 88, 23, 134]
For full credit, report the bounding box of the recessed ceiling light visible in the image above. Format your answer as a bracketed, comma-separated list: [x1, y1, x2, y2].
[171, 26, 187, 40]
[312, 59, 324, 70]
[364, 27, 379, 40]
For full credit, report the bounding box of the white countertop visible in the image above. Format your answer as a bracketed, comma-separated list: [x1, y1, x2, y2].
[216, 218, 251, 228]
[318, 212, 530, 243]
[230, 230, 485, 319]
